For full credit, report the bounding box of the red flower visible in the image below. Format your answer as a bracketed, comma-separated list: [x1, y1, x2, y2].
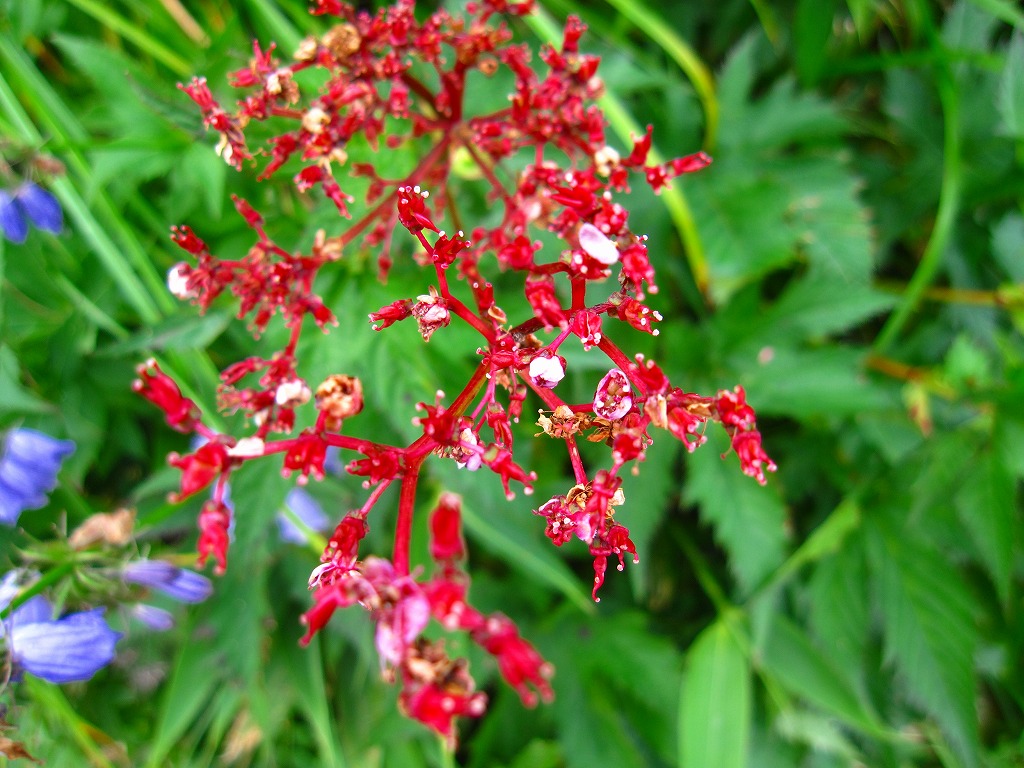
[731, 430, 777, 486]
[472, 615, 553, 706]
[133, 359, 201, 434]
[430, 493, 465, 564]
[168, 440, 230, 501]
[282, 431, 327, 483]
[197, 498, 232, 575]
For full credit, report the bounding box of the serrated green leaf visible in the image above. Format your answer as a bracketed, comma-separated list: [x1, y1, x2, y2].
[687, 166, 793, 299]
[684, 429, 787, 594]
[760, 613, 883, 735]
[868, 517, 980, 767]
[693, 38, 868, 300]
[954, 450, 1015, 606]
[679, 620, 750, 768]
[998, 33, 1024, 136]
[806, 533, 871, 672]
[732, 278, 893, 348]
[761, 498, 861, 593]
[739, 346, 892, 419]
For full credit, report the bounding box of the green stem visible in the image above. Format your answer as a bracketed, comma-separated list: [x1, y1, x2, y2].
[873, 42, 962, 353]
[601, 0, 719, 150]
[63, 0, 192, 76]
[0, 563, 75, 620]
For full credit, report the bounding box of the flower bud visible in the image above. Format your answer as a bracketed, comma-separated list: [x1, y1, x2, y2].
[527, 353, 565, 389]
[316, 374, 364, 431]
[578, 222, 619, 265]
[593, 369, 632, 421]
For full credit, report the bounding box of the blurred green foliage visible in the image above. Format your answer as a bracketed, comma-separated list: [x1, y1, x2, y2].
[1, 0, 1023, 766]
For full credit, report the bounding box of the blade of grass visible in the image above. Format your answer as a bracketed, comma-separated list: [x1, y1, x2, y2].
[53, 274, 131, 340]
[240, 0, 305, 53]
[0, 71, 163, 324]
[967, 0, 1024, 31]
[24, 677, 116, 768]
[0, 38, 176, 319]
[873, 36, 962, 353]
[601, 0, 719, 150]
[63, 0, 192, 77]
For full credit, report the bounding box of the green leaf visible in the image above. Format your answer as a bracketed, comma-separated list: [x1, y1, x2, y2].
[868, 517, 980, 767]
[144, 632, 223, 768]
[726, 278, 893, 349]
[954, 449, 1015, 606]
[691, 37, 870, 301]
[96, 312, 232, 357]
[998, 33, 1024, 137]
[807, 532, 871, 669]
[760, 498, 861, 593]
[738, 347, 893, 420]
[679, 620, 751, 768]
[0, 344, 53, 416]
[794, 0, 839, 85]
[684, 429, 788, 595]
[760, 613, 883, 735]
[992, 213, 1024, 282]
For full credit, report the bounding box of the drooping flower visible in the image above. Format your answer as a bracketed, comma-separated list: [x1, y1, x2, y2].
[0, 183, 63, 244]
[0, 428, 75, 526]
[2, 592, 120, 684]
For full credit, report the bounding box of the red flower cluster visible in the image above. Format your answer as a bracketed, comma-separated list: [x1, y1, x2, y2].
[140, 0, 775, 744]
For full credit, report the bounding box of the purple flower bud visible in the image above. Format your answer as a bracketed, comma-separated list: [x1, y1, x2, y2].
[0, 428, 75, 525]
[123, 560, 212, 604]
[6, 596, 120, 684]
[131, 604, 175, 632]
[123, 559, 178, 588]
[0, 190, 28, 244]
[161, 569, 212, 603]
[276, 487, 329, 545]
[16, 183, 62, 234]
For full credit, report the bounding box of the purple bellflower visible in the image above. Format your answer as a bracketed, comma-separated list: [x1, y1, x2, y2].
[1, 576, 120, 685]
[0, 183, 62, 244]
[0, 428, 75, 525]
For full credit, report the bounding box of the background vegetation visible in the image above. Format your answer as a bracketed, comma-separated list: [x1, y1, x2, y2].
[1, 0, 1022, 765]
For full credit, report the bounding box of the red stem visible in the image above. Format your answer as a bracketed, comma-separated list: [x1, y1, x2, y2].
[392, 461, 423, 576]
[393, 362, 490, 574]
[597, 336, 646, 397]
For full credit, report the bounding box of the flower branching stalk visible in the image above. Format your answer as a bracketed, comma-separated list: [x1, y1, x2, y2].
[137, 0, 776, 744]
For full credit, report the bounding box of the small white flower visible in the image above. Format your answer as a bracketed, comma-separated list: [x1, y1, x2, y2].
[167, 263, 195, 299]
[302, 106, 329, 134]
[578, 223, 620, 265]
[529, 355, 565, 388]
[228, 437, 265, 458]
[593, 145, 620, 176]
[275, 379, 311, 407]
